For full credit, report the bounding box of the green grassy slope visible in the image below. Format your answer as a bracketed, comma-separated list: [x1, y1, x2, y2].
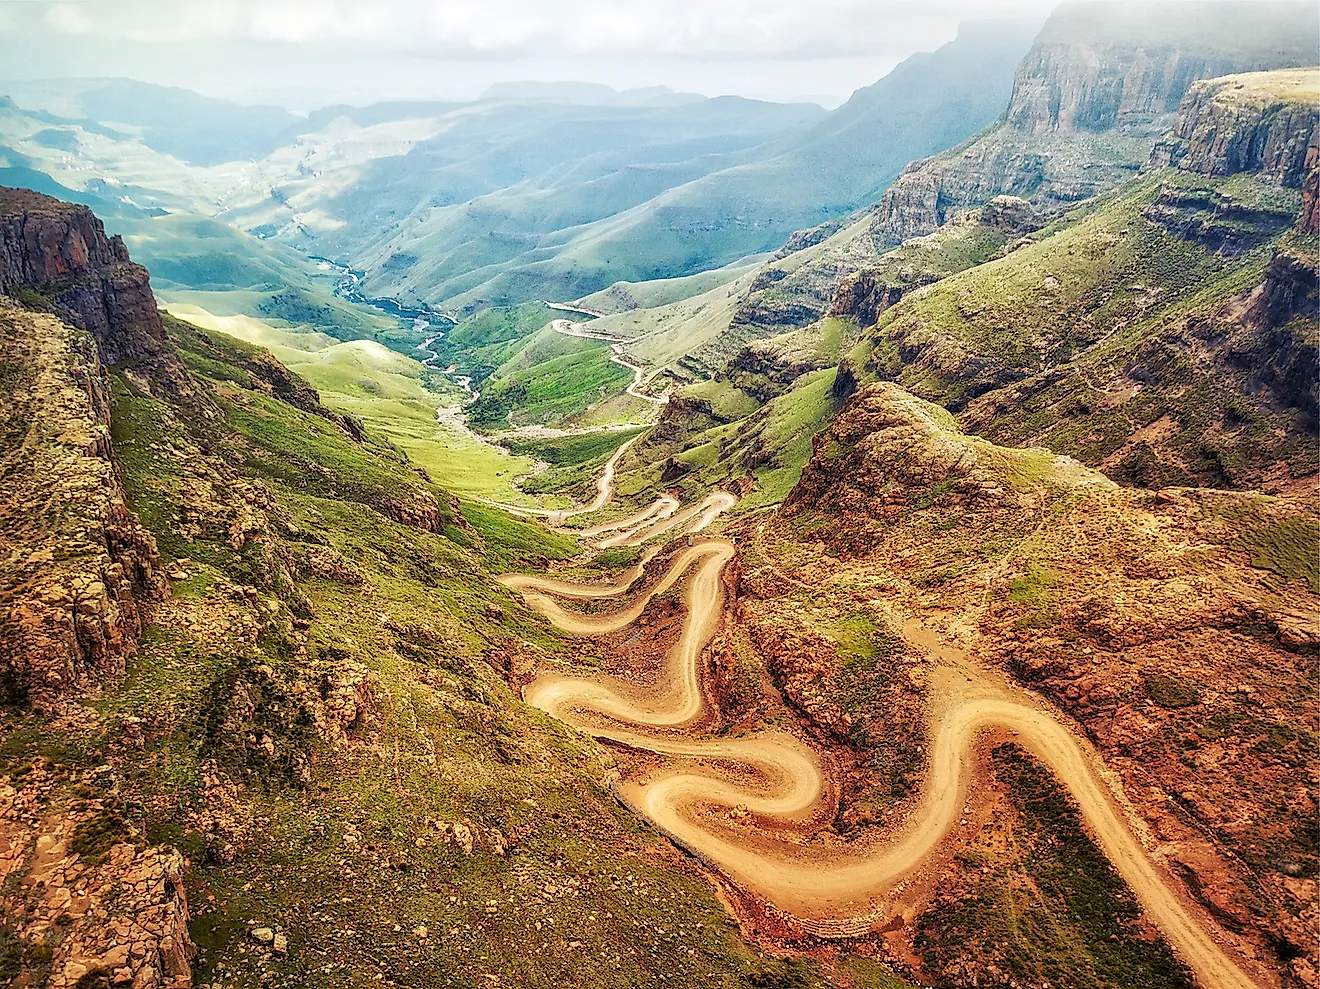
[576, 257, 766, 314]
[467, 324, 634, 430]
[0, 301, 930, 988]
[860, 169, 1316, 487]
[162, 308, 559, 508]
[117, 212, 422, 353]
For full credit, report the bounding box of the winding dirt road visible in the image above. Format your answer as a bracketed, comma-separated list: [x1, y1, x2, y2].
[500, 476, 1266, 989]
[548, 317, 668, 404]
[474, 434, 641, 520]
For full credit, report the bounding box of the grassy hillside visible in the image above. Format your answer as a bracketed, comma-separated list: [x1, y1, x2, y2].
[576, 256, 766, 314]
[118, 212, 422, 353]
[861, 168, 1316, 487]
[349, 21, 1037, 309]
[466, 324, 635, 431]
[4, 303, 919, 988]
[163, 306, 561, 508]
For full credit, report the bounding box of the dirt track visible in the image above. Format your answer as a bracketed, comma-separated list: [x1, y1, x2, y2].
[501, 482, 1267, 989]
[548, 317, 668, 403]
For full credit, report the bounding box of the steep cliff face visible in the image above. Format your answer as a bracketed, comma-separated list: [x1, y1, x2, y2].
[1002, 3, 1310, 135]
[0, 298, 167, 708]
[865, 2, 1317, 249]
[1302, 144, 1319, 233]
[0, 187, 165, 365]
[859, 75, 1319, 492]
[1148, 69, 1320, 186]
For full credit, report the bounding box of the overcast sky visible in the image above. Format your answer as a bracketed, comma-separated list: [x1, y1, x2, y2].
[0, 0, 1278, 110]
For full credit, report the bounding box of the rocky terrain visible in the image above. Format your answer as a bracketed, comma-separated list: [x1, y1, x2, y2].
[856, 68, 1319, 491]
[0, 188, 179, 710]
[761, 382, 1318, 985]
[0, 4, 1317, 988]
[0, 190, 167, 367]
[1, 188, 886, 989]
[0, 298, 166, 710]
[1149, 70, 1320, 184]
[866, 1, 1318, 249]
[619, 2, 1316, 394]
[573, 61, 1318, 985]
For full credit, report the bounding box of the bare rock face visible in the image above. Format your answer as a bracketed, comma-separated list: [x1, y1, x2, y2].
[1303, 144, 1319, 234]
[0, 299, 167, 708]
[0, 187, 165, 365]
[0, 782, 196, 989]
[1002, 4, 1290, 136]
[829, 271, 908, 329]
[1148, 69, 1320, 186]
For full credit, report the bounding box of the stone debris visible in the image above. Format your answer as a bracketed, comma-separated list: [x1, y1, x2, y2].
[0, 797, 195, 989]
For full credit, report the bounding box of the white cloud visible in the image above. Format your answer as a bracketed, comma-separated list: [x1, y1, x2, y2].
[17, 0, 1017, 57]
[25, 0, 1238, 107]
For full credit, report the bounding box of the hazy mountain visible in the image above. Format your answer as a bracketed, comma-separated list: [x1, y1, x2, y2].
[478, 81, 705, 106]
[0, 18, 1040, 312]
[0, 77, 300, 165]
[340, 18, 1042, 309]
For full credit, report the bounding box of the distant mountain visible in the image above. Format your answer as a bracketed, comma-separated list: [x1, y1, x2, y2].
[0, 77, 299, 166]
[0, 18, 1039, 311]
[331, 17, 1041, 309]
[225, 91, 835, 306]
[869, 0, 1320, 247]
[479, 81, 705, 106]
[658, 0, 1320, 375]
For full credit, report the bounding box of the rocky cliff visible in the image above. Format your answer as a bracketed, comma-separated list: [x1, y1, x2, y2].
[865, 2, 1317, 249]
[854, 64, 1319, 492]
[1148, 68, 1320, 186]
[0, 188, 165, 365]
[0, 298, 167, 709]
[1002, 3, 1311, 135]
[831, 195, 1038, 328]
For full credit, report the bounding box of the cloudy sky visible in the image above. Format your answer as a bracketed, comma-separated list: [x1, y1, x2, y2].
[0, 0, 1067, 108]
[0, 0, 1271, 109]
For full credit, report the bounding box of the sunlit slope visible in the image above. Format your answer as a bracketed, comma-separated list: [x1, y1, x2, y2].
[163, 304, 557, 507]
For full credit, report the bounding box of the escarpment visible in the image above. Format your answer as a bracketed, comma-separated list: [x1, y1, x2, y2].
[0, 188, 441, 709]
[1149, 69, 1320, 186]
[0, 189, 175, 707]
[855, 66, 1319, 493]
[0, 297, 167, 709]
[0, 187, 165, 365]
[865, 2, 1317, 249]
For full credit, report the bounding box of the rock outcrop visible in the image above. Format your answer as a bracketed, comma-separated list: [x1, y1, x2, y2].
[829, 272, 908, 330]
[0, 187, 165, 365]
[0, 299, 167, 708]
[225, 339, 366, 442]
[0, 773, 195, 989]
[785, 383, 1045, 556]
[1148, 68, 1320, 186]
[1303, 145, 1319, 233]
[832, 195, 1037, 327]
